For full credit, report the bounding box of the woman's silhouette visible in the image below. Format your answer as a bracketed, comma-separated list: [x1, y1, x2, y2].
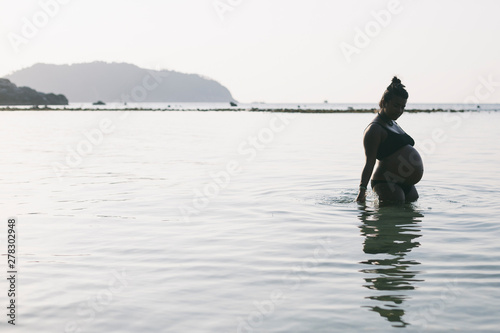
[356, 77, 424, 204]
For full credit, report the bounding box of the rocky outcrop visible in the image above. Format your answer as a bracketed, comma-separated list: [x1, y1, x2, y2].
[0, 78, 68, 105]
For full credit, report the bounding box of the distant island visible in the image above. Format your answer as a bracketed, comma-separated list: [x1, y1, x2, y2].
[0, 78, 68, 105]
[6, 62, 237, 103]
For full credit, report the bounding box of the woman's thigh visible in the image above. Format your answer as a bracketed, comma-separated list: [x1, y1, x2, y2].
[404, 185, 419, 202]
[373, 183, 405, 204]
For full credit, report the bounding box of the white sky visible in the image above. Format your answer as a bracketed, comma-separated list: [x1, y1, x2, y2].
[1, 0, 499, 103]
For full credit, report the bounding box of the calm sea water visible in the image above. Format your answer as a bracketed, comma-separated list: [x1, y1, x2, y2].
[8, 102, 500, 112]
[0, 110, 499, 332]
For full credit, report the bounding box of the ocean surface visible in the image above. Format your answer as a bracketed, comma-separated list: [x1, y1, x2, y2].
[0, 108, 499, 332]
[4, 102, 500, 112]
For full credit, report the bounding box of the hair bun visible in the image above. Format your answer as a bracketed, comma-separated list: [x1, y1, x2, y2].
[389, 76, 405, 89]
[379, 76, 409, 108]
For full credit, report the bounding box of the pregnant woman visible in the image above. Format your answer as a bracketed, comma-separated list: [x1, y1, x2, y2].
[356, 77, 423, 204]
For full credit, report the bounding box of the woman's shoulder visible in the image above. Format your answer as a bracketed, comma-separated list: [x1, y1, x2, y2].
[364, 121, 388, 143]
[365, 120, 386, 133]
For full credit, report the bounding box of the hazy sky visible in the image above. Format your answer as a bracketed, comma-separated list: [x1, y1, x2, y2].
[1, 0, 499, 103]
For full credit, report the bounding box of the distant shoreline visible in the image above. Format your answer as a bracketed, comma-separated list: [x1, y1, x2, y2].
[0, 106, 492, 113]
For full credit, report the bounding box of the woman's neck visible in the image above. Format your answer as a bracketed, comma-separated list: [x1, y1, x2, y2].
[378, 110, 394, 126]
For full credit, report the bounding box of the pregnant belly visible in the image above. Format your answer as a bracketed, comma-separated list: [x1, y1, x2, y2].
[376, 145, 424, 185]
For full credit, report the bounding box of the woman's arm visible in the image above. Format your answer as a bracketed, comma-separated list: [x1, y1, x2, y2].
[356, 125, 382, 202]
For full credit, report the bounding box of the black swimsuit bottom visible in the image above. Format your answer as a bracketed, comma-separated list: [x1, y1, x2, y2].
[371, 179, 413, 195]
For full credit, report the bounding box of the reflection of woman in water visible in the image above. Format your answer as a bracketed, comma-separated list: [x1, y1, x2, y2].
[356, 77, 424, 204]
[358, 205, 424, 327]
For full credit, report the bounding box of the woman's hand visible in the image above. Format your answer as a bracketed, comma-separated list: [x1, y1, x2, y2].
[356, 189, 366, 203]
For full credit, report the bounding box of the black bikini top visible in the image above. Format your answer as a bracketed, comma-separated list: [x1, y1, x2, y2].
[371, 122, 415, 160]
